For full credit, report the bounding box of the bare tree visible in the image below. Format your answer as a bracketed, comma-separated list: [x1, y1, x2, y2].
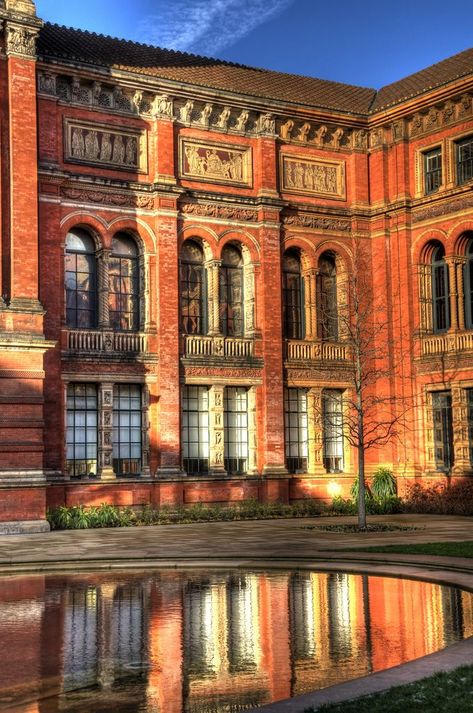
[320, 245, 414, 529]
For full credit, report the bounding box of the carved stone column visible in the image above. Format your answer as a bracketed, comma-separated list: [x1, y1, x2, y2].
[247, 387, 258, 474]
[141, 384, 151, 477]
[307, 388, 325, 475]
[209, 385, 226, 474]
[446, 257, 459, 330]
[303, 268, 317, 340]
[455, 258, 467, 331]
[452, 386, 471, 474]
[243, 263, 256, 337]
[206, 259, 221, 335]
[98, 382, 115, 480]
[418, 264, 433, 334]
[97, 248, 111, 329]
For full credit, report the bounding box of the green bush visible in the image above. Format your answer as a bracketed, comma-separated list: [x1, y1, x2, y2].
[403, 480, 473, 516]
[371, 467, 397, 500]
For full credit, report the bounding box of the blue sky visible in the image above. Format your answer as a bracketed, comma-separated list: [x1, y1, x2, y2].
[36, 0, 473, 89]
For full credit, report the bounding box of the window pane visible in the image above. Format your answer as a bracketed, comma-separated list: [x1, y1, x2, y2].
[323, 390, 344, 473]
[181, 386, 210, 475]
[112, 384, 142, 476]
[284, 388, 308, 473]
[66, 383, 98, 478]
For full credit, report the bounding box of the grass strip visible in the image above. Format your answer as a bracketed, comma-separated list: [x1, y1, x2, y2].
[341, 541, 473, 558]
[310, 665, 473, 713]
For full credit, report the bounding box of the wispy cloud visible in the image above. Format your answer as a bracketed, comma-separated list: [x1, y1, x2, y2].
[137, 0, 294, 56]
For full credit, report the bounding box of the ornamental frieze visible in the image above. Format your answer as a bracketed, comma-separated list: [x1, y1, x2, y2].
[280, 153, 345, 200]
[413, 193, 473, 223]
[179, 137, 252, 187]
[285, 367, 352, 384]
[184, 366, 263, 381]
[64, 119, 147, 173]
[60, 186, 154, 209]
[409, 94, 472, 138]
[282, 213, 351, 232]
[180, 202, 257, 222]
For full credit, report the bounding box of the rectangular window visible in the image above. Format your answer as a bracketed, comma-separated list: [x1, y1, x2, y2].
[224, 387, 248, 474]
[284, 388, 308, 474]
[432, 391, 454, 471]
[182, 386, 209, 475]
[113, 384, 142, 476]
[467, 390, 473, 467]
[323, 389, 344, 473]
[457, 136, 473, 185]
[66, 384, 98, 478]
[424, 147, 442, 194]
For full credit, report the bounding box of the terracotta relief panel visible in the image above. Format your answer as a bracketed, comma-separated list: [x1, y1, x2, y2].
[179, 137, 252, 187]
[64, 119, 147, 173]
[280, 153, 346, 199]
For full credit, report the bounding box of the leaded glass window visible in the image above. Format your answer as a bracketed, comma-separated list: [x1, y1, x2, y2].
[424, 147, 442, 194]
[109, 233, 139, 331]
[457, 136, 473, 185]
[224, 387, 248, 474]
[219, 244, 244, 337]
[283, 250, 304, 339]
[180, 240, 206, 335]
[432, 245, 450, 333]
[65, 229, 97, 329]
[112, 384, 141, 476]
[467, 389, 473, 466]
[318, 252, 338, 341]
[66, 383, 98, 478]
[432, 391, 453, 471]
[322, 389, 344, 473]
[464, 239, 473, 329]
[182, 386, 209, 475]
[284, 388, 308, 473]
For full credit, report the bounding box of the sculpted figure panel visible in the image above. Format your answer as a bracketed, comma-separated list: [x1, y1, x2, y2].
[280, 154, 345, 199]
[65, 120, 147, 172]
[180, 138, 252, 187]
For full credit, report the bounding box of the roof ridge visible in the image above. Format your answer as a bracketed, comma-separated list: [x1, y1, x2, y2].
[40, 21, 375, 95]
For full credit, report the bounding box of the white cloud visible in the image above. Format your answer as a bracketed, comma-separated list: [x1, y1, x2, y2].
[138, 0, 294, 56]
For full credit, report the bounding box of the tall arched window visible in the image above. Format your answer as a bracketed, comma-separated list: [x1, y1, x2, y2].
[65, 228, 97, 329]
[317, 252, 338, 341]
[180, 240, 206, 335]
[432, 245, 449, 333]
[464, 239, 473, 329]
[109, 233, 139, 331]
[219, 244, 244, 337]
[282, 250, 304, 340]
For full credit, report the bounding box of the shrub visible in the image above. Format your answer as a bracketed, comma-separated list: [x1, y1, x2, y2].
[371, 467, 397, 501]
[403, 480, 473, 516]
[350, 478, 372, 502]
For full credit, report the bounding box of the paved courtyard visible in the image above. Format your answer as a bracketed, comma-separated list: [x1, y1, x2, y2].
[1, 514, 473, 712]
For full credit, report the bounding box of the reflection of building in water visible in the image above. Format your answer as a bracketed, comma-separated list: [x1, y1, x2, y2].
[2, 571, 473, 712]
[63, 586, 98, 690]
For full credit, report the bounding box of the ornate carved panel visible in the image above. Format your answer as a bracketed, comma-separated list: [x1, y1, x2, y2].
[64, 119, 147, 173]
[5, 23, 38, 57]
[179, 137, 252, 187]
[280, 153, 346, 199]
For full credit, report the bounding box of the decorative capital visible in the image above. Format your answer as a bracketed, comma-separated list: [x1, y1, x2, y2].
[5, 21, 39, 57]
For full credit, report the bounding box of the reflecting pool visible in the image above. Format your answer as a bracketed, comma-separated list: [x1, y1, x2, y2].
[0, 569, 472, 712]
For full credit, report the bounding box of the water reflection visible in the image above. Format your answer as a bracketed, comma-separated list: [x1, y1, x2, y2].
[0, 570, 472, 712]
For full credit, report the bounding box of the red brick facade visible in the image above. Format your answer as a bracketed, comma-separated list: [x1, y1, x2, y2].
[1, 1, 473, 530]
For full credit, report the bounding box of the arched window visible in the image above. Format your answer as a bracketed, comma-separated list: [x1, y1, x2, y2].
[464, 239, 473, 329]
[109, 233, 139, 331]
[180, 240, 206, 335]
[317, 252, 338, 341]
[65, 228, 97, 329]
[219, 244, 244, 337]
[282, 250, 304, 340]
[431, 245, 449, 333]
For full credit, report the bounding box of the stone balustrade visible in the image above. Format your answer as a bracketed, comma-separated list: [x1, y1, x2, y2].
[420, 331, 473, 356]
[67, 330, 146, 353]
[184, 335, 254, 359]
[286, 339, 350, 362]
